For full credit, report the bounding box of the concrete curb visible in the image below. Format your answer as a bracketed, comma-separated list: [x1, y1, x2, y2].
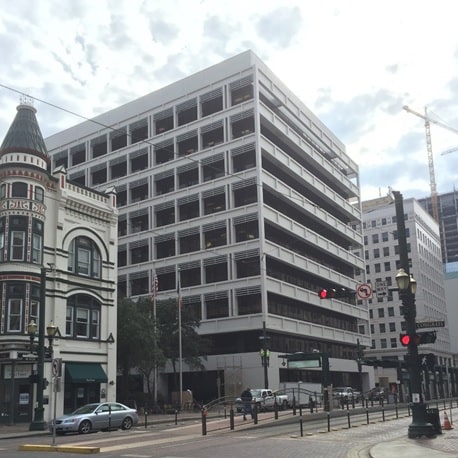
[19, 444, 100, 454]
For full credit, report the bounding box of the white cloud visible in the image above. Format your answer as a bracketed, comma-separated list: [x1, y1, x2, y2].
[2, 0, 458, 201]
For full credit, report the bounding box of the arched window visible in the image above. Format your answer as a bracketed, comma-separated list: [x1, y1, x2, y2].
[68, 236, 101, 278]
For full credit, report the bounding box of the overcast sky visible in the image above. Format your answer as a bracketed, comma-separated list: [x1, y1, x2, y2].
[2, 0, 458, 202]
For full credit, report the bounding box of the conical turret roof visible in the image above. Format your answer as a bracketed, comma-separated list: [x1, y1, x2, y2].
[0, 102, 50, 169]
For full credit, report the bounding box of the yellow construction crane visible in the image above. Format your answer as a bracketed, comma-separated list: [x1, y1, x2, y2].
[403, 105, 458, 222]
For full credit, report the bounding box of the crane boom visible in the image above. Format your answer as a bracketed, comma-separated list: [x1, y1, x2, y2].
[403, 106, 439, 221]
[403, 105, 458, 135]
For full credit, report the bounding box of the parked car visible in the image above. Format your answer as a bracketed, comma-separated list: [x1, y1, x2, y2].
[50, 402, 138, 435]
[367, 387, 385, 401]
[332, 387, 360, 401]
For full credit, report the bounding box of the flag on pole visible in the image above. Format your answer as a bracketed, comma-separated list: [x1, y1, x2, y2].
[177, 275, 182, 309]
[151, 273, 158, 302]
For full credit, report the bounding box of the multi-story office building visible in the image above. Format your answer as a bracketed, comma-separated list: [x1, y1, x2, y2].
[418, 190, 458, 272]
[358, 194, 454, 397]
[45, 50, 369, 401]
[0, 102, 118, 423]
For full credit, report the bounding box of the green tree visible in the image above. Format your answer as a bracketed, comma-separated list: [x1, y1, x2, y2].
[117, 296, 209, 403]
[135, 297, 166, 404]
[117, 297, 162, 402]
[156, 298, 210, 392]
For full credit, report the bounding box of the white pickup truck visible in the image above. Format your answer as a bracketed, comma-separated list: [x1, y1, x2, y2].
[236, 388, 289, 412]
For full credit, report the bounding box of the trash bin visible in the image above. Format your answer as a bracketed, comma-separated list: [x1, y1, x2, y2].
[426, 408, 442, 435]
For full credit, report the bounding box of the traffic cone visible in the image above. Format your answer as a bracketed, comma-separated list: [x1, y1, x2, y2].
[443, 411, 453, 430]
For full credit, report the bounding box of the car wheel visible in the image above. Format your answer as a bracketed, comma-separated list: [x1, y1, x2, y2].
[121, 417, 133, 430]
[78, 420, 92, 434]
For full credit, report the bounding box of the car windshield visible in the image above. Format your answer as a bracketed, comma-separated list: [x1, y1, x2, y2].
[72, 404, 99, 415]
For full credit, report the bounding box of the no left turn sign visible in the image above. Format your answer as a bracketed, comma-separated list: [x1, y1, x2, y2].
[357, 283, 373, 300]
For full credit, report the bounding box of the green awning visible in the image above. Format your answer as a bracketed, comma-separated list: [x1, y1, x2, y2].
[65, 363, 107, 384]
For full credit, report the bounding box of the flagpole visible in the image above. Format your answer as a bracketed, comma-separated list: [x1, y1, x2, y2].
[152, 273, 158, 407]
[177, 273, 183, 410]
[153, 292, 157, 406]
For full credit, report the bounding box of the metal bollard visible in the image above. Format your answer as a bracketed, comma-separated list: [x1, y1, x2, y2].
[144, 410, 148, 429]
[347, 411, 351, 429]
[382, 407, 385, 422]
[292, 396, 296, 415]
[108, 404, 112, 432]
[175, 409, 178, 425]
[274, 401, 278, 420]
[300, 418, 303, 437]
[201, 409, 207, 436]
[327, 411, 331, 432]
[366, 407, 369, 425]
[253, 403, 258, 425]
[229, 408, 234, 430]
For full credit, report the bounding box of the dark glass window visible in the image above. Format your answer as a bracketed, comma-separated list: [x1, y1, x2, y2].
[66, 294, 101, 339]
[11, 182, 27, 198]
[68, 237, 101, 278]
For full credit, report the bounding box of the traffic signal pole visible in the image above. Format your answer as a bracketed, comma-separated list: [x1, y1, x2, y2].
[393, 191, 436, 439]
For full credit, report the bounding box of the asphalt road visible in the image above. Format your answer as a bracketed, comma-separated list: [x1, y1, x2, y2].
[0, 405, 414, 457]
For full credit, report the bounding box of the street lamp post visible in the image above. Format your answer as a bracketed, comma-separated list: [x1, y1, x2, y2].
[396, 268, 435, 438]
[393, 191, 436, 439]
[28, 266, 57, 431]
[259, 321, 271, 389]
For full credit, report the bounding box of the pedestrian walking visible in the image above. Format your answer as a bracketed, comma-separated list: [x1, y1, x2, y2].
[240, 388, 253, 420]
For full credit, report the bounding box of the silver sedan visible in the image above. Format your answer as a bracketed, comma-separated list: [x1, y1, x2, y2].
[51, 402, 138, 435]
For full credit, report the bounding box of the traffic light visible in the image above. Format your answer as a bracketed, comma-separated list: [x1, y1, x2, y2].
[318, 288, 351, 299]
[399, 331, 437, 347]
[419, 353, 436, 371]
[318, 289, 330, 299]
[400, 334, 411, 346]
[418, 331, 437, 344]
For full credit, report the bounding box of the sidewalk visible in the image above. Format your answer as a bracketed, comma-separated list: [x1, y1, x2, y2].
[0, 411, 199, 440]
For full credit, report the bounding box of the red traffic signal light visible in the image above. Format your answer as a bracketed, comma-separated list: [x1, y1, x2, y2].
[400, 331, 437, 347]
[318, 288, 351, 299]
[318, 289, 329, 299]
[400, 334, 411, 346]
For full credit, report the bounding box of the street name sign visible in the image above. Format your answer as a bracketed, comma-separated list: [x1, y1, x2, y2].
[416, 321, 445, 329]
